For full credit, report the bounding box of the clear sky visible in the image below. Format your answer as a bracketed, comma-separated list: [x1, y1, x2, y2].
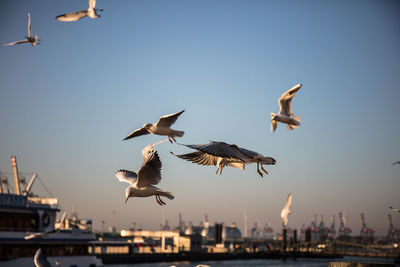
[0, 0, 399, 236]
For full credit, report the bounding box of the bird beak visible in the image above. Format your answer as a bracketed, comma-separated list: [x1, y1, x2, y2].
[125, 196, 129, 204]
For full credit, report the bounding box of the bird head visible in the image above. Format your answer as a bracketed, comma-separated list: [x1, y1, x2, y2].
[32, 35, 40, 46]
[142, 123, 152, 129]
[125, 187, 134, 204]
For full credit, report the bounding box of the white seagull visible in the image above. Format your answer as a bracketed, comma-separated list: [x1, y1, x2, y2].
[24, 212, 67, 240]
[270, 83, 302, 133]
[3, 12, 39, 47]
[34, 248, 51, 267]
[115, 148, 174, 206]
[123, 110, 185, 143]
[56, 0, 103, 22]
[280, 193, 292, 227]
[175, 141, 276, 177]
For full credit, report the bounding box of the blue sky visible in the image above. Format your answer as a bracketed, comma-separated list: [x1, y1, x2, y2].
[0, 0, 399, 235]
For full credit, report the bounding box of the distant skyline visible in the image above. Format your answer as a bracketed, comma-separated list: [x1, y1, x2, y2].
[1, 0, 400, 236]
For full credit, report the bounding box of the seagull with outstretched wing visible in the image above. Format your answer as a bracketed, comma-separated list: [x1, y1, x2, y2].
[56, 0, 103, 22]
[174, 141, 276, 177]
[24, 212, 67, 240]
[123, 110, 185, 143]
[115, 146, 174, 206]
[270, 83, 302, 133]
[3, 12, 39, 47]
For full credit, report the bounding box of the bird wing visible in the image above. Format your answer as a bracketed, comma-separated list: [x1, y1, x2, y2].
[155, 110, 185, 127]
[27, 12, 32, 38]
[115, 170, 137, 185]
[58, 212, 67, 227]
[390, 206, 400, 212]
[3, 39, 29, 46]
[142, 139, 169, 160]
[180, 141, 247, 162]
[171, 151, 245, 169]
[171, 151, 218, 166]
[56, 10, 88, 22]
[137, 151, 162, 187]
[24, 233, 37, 240]
[89, 0, 96, 9]
[237, 147, 262, 159]
[24, 232, 44, 240]
[34, 249, 51, 267]
[123, 127, 150, 140]
[392, 161, 400, 166]
[285, 193, 292, 211]
[278, 84, 301, 116]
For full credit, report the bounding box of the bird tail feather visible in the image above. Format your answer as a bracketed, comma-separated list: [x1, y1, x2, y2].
[287, 115, 300, 130]
[174, 130, 184, 137]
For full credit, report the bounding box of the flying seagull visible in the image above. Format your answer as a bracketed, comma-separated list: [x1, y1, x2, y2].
[115, 147, 174, 206]
[56, 0, 103, 22]
[280, 193, 292, 227]
[25, 212, 67, 240]
[392, 161, 400, 166]
[270, 83, 302, 133]
[34, 248, 51, 267]
[3, 12, 39, 47]
[389, 206, 400, 212]
[123, 110, 185, 143]
[175, 141, 276, 177]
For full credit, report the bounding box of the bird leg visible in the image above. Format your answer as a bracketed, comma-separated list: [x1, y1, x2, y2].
[216, 166, 220, 174]
[260, 162, 269, 175]
[171, 136, 177, 142]
[168, 136, 173, 144]
[219, 165, 224, 175]
[256, 162, 264, 177]
[155, 195, 163, 206]
[156, 194, 166, 206]
[159, 196, 166, 205]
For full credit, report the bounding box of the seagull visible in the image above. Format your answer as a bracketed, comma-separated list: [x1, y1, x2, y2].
[34, 248, 51, 267]
[25, 212, 67, 240]
[175, 141, 276, 177]
[3, 12, 39, 47]
[390, 206, 400, 212]
[123, 110, 185, 143]
[115, 147, 174, 206]
[280, 193, 292, 227]
[56, 0, 103, 22]
[392, 161, 400, 166]
[270, 83, 302, 133]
